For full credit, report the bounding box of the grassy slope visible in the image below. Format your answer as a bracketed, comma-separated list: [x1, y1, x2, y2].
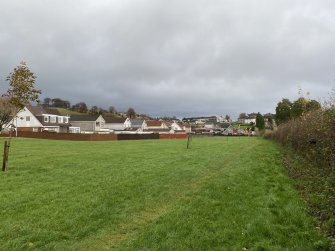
[0, 137, 329, 250]
[52, 107, 83, 116]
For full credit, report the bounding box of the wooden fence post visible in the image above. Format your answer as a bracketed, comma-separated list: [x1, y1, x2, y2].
[2, 140, 10, 172]
[187, 134, 192, 149]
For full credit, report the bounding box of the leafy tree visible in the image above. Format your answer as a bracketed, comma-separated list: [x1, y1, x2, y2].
[291, 97, 308, 118]
[4, 62, 41, 109]
[72, 102, 88, 113]
[225, 115, 231, 121]
[275, 98, 292, 125]
[51, 98, 71, 108]
[89, 106, 99, 115]
[1, 62, 41, 130]
[126, 107, 136, 118]
[43, 97, 51, 107]
[256, 112, 265, 129]
[306, 99, 321, 112]
[291, 98, 321, 119]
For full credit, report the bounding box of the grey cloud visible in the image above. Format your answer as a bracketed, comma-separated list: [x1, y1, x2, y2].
[1, 0, 335, 119]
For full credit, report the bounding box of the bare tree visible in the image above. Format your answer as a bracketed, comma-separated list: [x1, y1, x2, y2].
[0, 98, 15, 131]
[109, 106, 116, 113]
[126, 107, 136, 118]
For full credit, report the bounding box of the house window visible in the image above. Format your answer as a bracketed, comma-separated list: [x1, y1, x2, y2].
[96, 122, 100, 127]
[50, 116, 56, 123]
[58, 117, 63, 123]
[33, 128, 38, 132]
[64, 117, 68, 123]
[26, 116, 30, 121]
[44, 116, 49, 122]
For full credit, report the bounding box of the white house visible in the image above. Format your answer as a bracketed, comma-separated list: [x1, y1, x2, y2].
[6, 106, 70, 133]
[102, 117, 131, 131]
[142, 120, 170, 134]
[170, 121, 182, 131]
[70, 115, 105, 133]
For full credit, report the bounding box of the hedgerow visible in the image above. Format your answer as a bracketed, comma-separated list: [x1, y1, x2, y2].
[266, 107, 335, 244]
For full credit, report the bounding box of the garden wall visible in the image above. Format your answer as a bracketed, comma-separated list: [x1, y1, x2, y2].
[159, 134, 187, 139]
[0, 132, 162, 141]
[14, 131, 118, 141]
[117, 133, 159, 140]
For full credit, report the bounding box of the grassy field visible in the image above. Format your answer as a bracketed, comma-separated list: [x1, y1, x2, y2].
[0, 137, 329, 250]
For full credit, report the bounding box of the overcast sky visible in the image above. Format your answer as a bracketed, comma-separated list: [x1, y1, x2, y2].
[1, 0, 334, 119]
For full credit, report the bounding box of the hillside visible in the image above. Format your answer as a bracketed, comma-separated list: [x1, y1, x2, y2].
[49, 107, 152, 120]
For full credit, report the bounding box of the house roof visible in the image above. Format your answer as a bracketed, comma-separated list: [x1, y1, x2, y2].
[163, 121, 173, 127]
[26, 105, 45, 116]
[70, 115, 101, 122]
[146, 120, 163, 127]
[130, 119, 144, 126]
[26, 105, 63, 116]
[104, 117, 127, 123]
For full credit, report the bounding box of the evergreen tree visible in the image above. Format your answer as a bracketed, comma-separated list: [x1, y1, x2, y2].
[256, 112, 265, 129]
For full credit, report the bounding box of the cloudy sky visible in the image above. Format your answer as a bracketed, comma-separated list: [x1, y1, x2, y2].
[1, 0, 334, 119]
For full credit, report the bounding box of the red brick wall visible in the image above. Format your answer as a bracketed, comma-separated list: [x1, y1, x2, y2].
[117, 133, 159, 140]
[15, 132, 118, 141]
[159, 134, 187, 139]
[1, 132, 186, 141]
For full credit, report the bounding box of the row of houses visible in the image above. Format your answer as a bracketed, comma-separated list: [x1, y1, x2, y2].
[4, 106, 192, 134]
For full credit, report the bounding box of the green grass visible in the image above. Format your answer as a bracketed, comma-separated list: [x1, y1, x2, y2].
[0, 137, 329, 250]
[51, 107, 83, 115]
[282, 148, 335, 247]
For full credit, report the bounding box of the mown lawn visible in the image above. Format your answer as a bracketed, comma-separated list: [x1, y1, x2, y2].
[0, 137, 329, 250]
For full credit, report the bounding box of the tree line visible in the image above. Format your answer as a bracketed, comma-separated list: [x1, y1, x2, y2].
[41, 97, 137, 118]
[275, 97, 321, 125]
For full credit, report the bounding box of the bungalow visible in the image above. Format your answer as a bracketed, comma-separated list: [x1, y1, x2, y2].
[7, 105, 70, 133]
[142, 120, 170, 134]
[102, 117, 131, 131]
[70, 115, 105, 133]
[178, 122, 192, 133]
[169, 121, 187, 134]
